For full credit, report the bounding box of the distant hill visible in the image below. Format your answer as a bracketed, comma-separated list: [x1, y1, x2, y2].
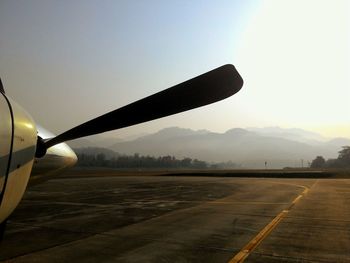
[326, 138, 350, 147]
[73, 147, 120, 159]
[67, 138, 97, 148]
[108, 127, 350, 169]
[67, 135, 123, 149]
[246, 126, 327, 144]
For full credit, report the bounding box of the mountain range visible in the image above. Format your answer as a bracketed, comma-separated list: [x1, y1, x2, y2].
[70, 127, 350, 169]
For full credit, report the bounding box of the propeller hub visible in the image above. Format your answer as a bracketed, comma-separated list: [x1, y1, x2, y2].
[35, 136, 47, 158]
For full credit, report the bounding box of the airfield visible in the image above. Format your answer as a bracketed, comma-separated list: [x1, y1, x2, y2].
[1, 169, 350, 262]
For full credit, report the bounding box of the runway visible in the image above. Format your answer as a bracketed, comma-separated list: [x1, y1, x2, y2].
[1, 171, 350, 262]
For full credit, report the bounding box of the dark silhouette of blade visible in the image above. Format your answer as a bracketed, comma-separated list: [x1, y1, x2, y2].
[43, 64, 243, 151]
[0, 79, 4, 94]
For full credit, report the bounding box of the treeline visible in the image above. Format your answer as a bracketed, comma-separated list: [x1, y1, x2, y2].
[76, 152, 210, 169]
[311, 146, 350, 168]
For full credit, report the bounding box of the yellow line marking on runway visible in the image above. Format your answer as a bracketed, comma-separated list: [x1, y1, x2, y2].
[291, 195, 303, 205]
[228, 183, 310, 263]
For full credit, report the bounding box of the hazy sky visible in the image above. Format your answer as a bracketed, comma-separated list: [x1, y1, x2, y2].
[0, 0, 349, 139]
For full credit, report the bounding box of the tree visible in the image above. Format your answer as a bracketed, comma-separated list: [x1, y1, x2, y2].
[338, 146, 350, 161]
[75, 152, 211, 169]
[192, 159, 207, 169]
[181, 158, 192, 168]
[337, 146, 350, 167]
[310, 156, 326, 168]
[96, 153, 106, 166]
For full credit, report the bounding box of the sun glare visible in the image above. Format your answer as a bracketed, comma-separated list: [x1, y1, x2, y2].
[235, 0, 349, 138]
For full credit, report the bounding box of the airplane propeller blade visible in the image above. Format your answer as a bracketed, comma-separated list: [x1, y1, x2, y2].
[36, 64, 243, 157]
[0, 78, 4, 94]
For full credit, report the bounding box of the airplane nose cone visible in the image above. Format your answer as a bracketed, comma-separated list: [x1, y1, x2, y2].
[30, 126, 78, 184]
[47, 141, 77, 168]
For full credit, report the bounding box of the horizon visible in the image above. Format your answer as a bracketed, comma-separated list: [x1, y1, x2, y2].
[73, 125, 350, 143]
[70, 125, 349, 169]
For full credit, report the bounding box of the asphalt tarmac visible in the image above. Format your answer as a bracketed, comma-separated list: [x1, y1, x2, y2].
[1, 171, 350, 262]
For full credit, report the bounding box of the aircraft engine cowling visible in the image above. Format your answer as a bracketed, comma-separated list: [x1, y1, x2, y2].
[29, 126, 77, 185]
[0, 93, 37, 223]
